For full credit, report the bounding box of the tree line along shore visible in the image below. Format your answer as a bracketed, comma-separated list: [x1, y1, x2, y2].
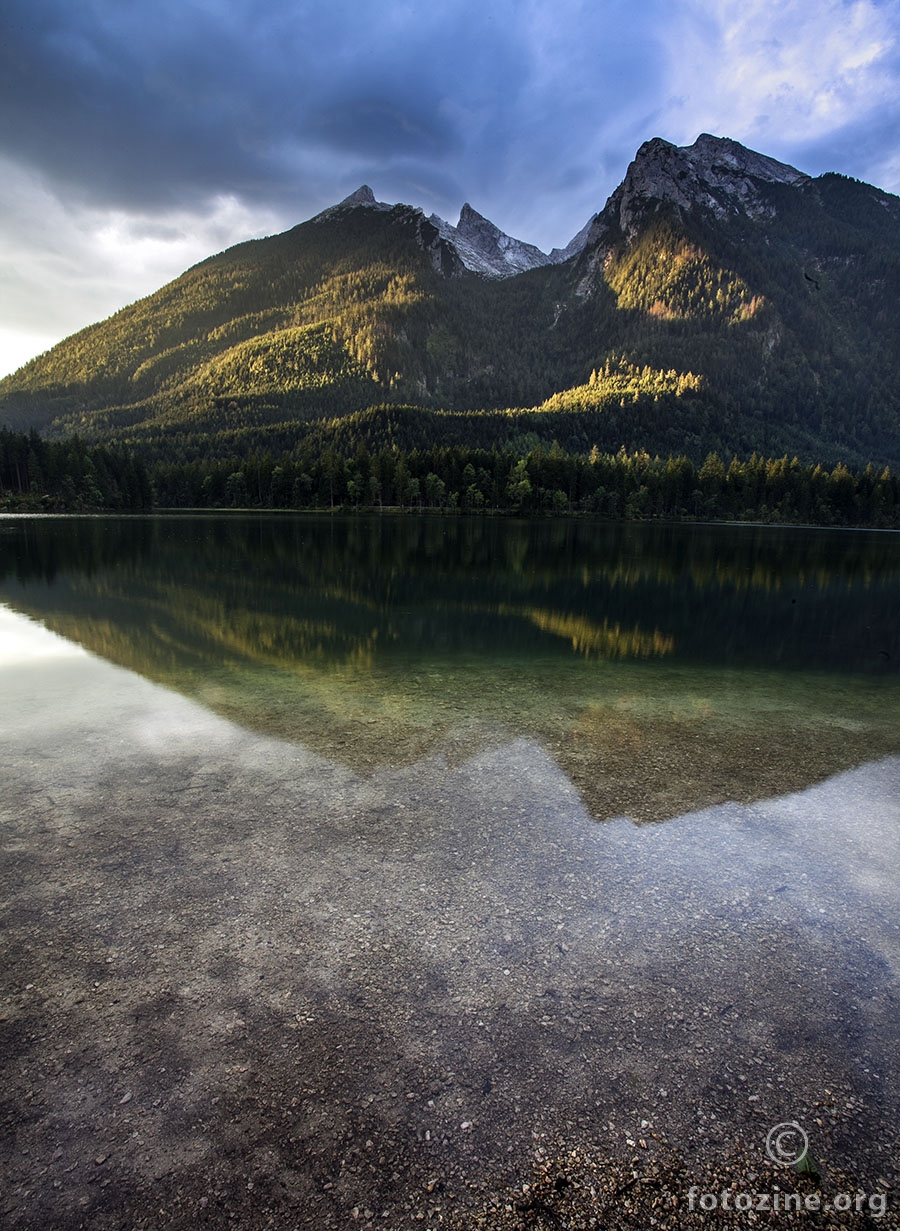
[1, 427, 897, 527]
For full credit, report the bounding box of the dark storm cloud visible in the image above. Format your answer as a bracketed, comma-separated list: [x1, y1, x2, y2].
[307, 94, 461, 159]
[0, 0, 544, 212]
[2, 0, 266, 206]
[4, 0, 900, 229]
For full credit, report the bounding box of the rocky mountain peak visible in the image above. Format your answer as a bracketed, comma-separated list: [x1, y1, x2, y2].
[339, 185, 377, 207]
[597, 133, 810, 238]
[314, 134, 810, 280]
[427, 204, 553, 279]
[688, 133, 807, 186]
[456, 203, 500, 242]
[313, 187, 591, 279]
[312, 184, 392, 222]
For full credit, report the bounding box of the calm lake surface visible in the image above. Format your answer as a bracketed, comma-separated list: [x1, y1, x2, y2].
[2, 513, 900, 818]
[1, 513, 899, 1228]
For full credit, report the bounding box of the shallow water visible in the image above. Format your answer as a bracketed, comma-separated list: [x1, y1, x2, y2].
[1, 514, 899, 1227]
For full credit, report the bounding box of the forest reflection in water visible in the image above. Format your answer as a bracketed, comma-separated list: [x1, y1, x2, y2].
[1, 512, 899, 821]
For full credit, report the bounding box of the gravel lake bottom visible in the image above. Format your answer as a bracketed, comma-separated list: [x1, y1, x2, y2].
[1, 629, 899, 1230]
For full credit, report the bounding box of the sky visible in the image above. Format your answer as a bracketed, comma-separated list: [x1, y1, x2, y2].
[2, 0, 900, 379]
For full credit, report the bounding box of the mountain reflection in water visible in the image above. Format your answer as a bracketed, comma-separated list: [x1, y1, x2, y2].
[1, 513, 898, 821]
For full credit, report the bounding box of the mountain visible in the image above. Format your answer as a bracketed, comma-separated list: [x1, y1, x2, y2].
[601, 134, 809, 235]
[2, 134, 900, 468]
[428, 202, 582, 277]
[314, 182, 586, 277]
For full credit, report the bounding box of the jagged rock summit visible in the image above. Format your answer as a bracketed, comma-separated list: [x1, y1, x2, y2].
[312, 135, 807, 280]
[312, 184, 394, 221]
[315, 182, 591, 279]
[428, 203, 562, 278]
[337, 185, 378, 208]
[591, 133, 810, 242]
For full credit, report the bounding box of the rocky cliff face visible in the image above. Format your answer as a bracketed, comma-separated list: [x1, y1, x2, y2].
[548, 214, 597, 264]
[427, 203, 553, 278]
[586, 133, 810, 246]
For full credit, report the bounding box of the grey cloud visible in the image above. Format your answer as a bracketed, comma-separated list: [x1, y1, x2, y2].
[1, 0, 672, 240]
[307, 94, 463, 159]
[0, 0, 535, 213]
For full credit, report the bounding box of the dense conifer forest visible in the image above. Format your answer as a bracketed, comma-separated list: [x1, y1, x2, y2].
[1, 425, 895, 527]
[0, 429, 151, 512]
[147, 440, 898, 527]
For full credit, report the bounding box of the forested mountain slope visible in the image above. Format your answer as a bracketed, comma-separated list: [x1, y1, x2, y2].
[2, 134, 899, 467]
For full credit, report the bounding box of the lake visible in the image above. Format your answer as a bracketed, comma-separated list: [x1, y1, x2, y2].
[1, 513, 899, 1228]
